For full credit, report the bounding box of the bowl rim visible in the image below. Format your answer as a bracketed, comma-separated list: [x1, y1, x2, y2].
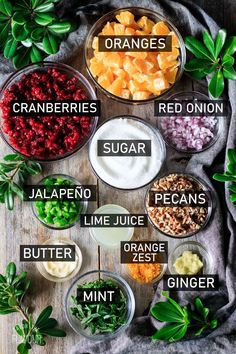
[84, 6, 186, 105]
[168, 240, 213, 274]
[88, 114, 166, 191]
[0, 61, 99, 162]
[32, 173, 88, 230]
[157, 90, 222, 154]
[145, 172, 214, 239]
[64, 269, 136, 340]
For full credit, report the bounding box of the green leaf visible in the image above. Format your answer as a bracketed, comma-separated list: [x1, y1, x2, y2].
[30, 45, 43, 62]
[39, 327, 66, 337]
[11, 182, 25, 200]
[213, 173, 236, 182]
[210, 319, 218, 329]
[3, 154, 24, 161]
[195, 325, 207, 337]
[152, 323, 187, 342]
[12, 12, 27, 24]
[43, 32, 59, 54]
[6, 262, 16, 284]
[5, 186, 14, 210]
[209, 69, 224, 98]
[194, 298, 205, 316]
[203, 307, 209, 319]
[48, 21, 71, 34]
[203, 31, 215, 58]
[21, 39, 32, 48]
[3, 36, 18, 58]
[215, 29, 227, 58]
[0, 162, 18, 173]
[228, 149, 236, 164]
[33, 331, 46, 345]
[12, 271, 27, 286]
[161, 291, 186, 317]
[151, 302, 185, 323]
[36, 306, 53, 327]
[31, 28, 45, 41]
[185, 58, 212, 71]
[12, 23, 29, 41]
[13, 46, 31, 69]
[15, 325, 24, 337]
[229, 185, 236, 193]
[35, 12, 56, 26]
[17, 342, 30, 354]
[188, 69, 207, 80]
[230, 194, 236, 203]
[222, 37, 236, 56]
[223, 66, 236, 80]
[34, 0, 54, 13]
[0, 22, 11, 48]
[222, 54, 234, 67]
[8, 295, 18, 307]
[38, 318, 57, 329]
[0, 0, 12, 16]
[184, 36, 215, 60]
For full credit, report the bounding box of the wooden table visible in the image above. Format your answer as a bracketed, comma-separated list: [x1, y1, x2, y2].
[0, 0, 234, 352]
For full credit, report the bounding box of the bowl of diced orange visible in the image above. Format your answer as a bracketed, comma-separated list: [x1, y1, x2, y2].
[85, 7, 186, 104]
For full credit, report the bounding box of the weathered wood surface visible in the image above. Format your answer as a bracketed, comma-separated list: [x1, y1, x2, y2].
[0, 0, 231, 353]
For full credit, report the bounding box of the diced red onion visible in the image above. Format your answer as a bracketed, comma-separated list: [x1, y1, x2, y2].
[160, 116, 217, 152]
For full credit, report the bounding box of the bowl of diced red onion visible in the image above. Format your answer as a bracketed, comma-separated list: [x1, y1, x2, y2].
[157, 91, 221, 153]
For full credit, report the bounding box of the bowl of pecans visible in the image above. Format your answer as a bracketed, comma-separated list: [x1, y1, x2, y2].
[145, 173, 213, 238]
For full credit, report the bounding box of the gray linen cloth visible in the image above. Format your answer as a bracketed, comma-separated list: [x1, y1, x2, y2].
[66, 0, 236, 353]
[0, 0, 235, 353]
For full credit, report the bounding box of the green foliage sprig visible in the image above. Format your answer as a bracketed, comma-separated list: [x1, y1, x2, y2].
[0, 262, 66, 354]
[184, 29, 236, 98]
[213, 148, 236, 204]
[0, 153, 42, 210]
[0, 0, 75, 68]
[151, 291, 218, 342]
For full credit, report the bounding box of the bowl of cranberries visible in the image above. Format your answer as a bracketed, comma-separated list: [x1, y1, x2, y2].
[0, 62, 99, 161]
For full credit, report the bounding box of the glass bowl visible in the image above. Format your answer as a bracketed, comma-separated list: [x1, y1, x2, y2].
[32, 174, 88, 230]
[36, 236, 83, 282]
[85, 7, 186, 105]
[145, 173, 213, 238]
[157, 91, 221, 153]
[125, 263, 167, 285]
[88, 115, 166, 190]
[89, 204, 134, 249]
[65, 270, 135, 340]
[0, 61, 98, 162]
[168, 241, 213, 275]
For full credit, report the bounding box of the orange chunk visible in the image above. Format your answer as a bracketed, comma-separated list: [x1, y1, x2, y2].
[133, 72, 149, 83]
[120, 89, 131, 99]
[98, 73, 112, 89]
[116, 11, 134, 26]
[169, 31, 180, 48]
[125, 27, 136, 35]
[89, 59, 105, 76]
[114, 23, 125, 35]
[103, 53, 122, 68]
[133, 91, 150, 100]
[157, 54, 179, 70]
[123, 56, 138, 75]
[128, 80, 147, 95]
[135, 30, 147, 36]
[113, 68, 127, 79]
[133, 58, 154, 73]
[102, 22, 114, 35]
[108, 78, 123, 96]
[152, 21, 170, 35]
[165, 67, 178, 83]
[125, 51, 147, 59]
[160, 47, 179, 62]
[92, 36, 98, 50]
[137, 16, 155, 33]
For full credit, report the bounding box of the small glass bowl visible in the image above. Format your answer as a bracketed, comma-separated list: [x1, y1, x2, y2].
[89, 204, 134, 249]
[145, 173, 213, 238]
[36, 237, 83, 282]
[85, 7, 186, 105]
[0, 61, 98, 162]
[125, 263, 167, 285]
[88, 115, 166, 190]
[157, 91, 221, 153]
[65, 270, 135, 340]
[168, 241, 213, 275]
[32, 174, 88, 230]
